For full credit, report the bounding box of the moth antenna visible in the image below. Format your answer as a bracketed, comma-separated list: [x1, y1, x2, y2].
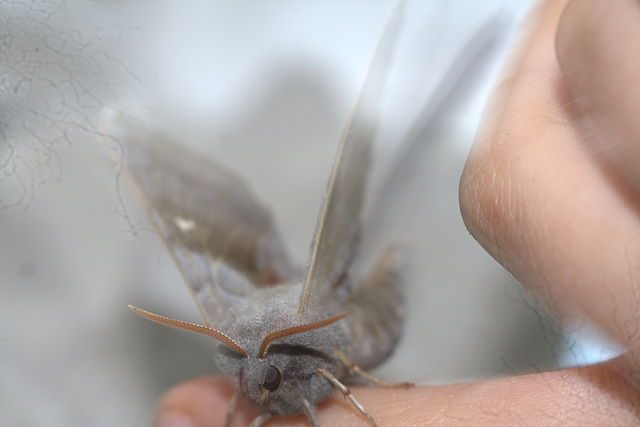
[258, 312, 349, 359]
[128, 305, 249, 358]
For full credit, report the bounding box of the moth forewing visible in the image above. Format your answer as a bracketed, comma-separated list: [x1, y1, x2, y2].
[102, 109, 300, 327]
[298, 0, 405, 320]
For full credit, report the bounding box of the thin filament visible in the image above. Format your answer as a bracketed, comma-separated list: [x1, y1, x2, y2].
[129, 305, 248, 358]
[258, 312, 349, 359]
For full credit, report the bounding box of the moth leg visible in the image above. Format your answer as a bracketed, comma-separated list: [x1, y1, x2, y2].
[316, 367, 377, 427]
[334, 348, 413, 389]
[302, 398, 320, 427]
[248, 412, 273, 427]
[222, 390, 239, 427]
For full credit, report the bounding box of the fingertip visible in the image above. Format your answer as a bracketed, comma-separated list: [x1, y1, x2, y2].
[459, 0, 572, 271]
[154, 376, 258, 427]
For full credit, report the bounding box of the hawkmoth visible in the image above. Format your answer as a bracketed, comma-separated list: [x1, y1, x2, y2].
[104, 3, 410, 427]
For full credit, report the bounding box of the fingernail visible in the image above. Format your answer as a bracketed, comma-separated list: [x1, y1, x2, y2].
[155, 411, 195, 427]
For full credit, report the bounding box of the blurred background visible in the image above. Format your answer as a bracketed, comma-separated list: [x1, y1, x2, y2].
[0, 1, 621, 426]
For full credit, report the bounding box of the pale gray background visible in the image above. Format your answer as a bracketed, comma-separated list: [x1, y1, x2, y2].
[0, 1, 620, 426]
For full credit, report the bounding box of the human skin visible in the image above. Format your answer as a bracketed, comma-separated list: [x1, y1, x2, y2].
[154, 0, 640, 425]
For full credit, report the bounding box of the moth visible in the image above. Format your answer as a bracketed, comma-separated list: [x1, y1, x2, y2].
[105, 3, 411, 427]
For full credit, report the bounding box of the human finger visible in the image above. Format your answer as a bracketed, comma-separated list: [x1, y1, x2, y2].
[459, 0, 640, 386]
[153, 362, 640, 426]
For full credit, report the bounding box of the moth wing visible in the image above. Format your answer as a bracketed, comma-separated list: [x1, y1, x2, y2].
[354, 16, 506, 275]
[102, 111, 300, 326]
[298, 3, 405, 317]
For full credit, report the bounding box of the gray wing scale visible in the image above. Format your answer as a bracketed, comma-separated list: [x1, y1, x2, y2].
[298, 4, 404, 318]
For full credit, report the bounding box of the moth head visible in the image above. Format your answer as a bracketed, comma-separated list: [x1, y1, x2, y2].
[129, 305, 348, 408]
[238, 311, 348, 407]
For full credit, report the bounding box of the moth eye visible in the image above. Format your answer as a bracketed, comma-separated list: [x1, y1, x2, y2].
[263, 365, 281, 391]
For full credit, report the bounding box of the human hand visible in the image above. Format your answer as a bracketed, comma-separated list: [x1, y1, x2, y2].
[154, 1, 640, 425]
